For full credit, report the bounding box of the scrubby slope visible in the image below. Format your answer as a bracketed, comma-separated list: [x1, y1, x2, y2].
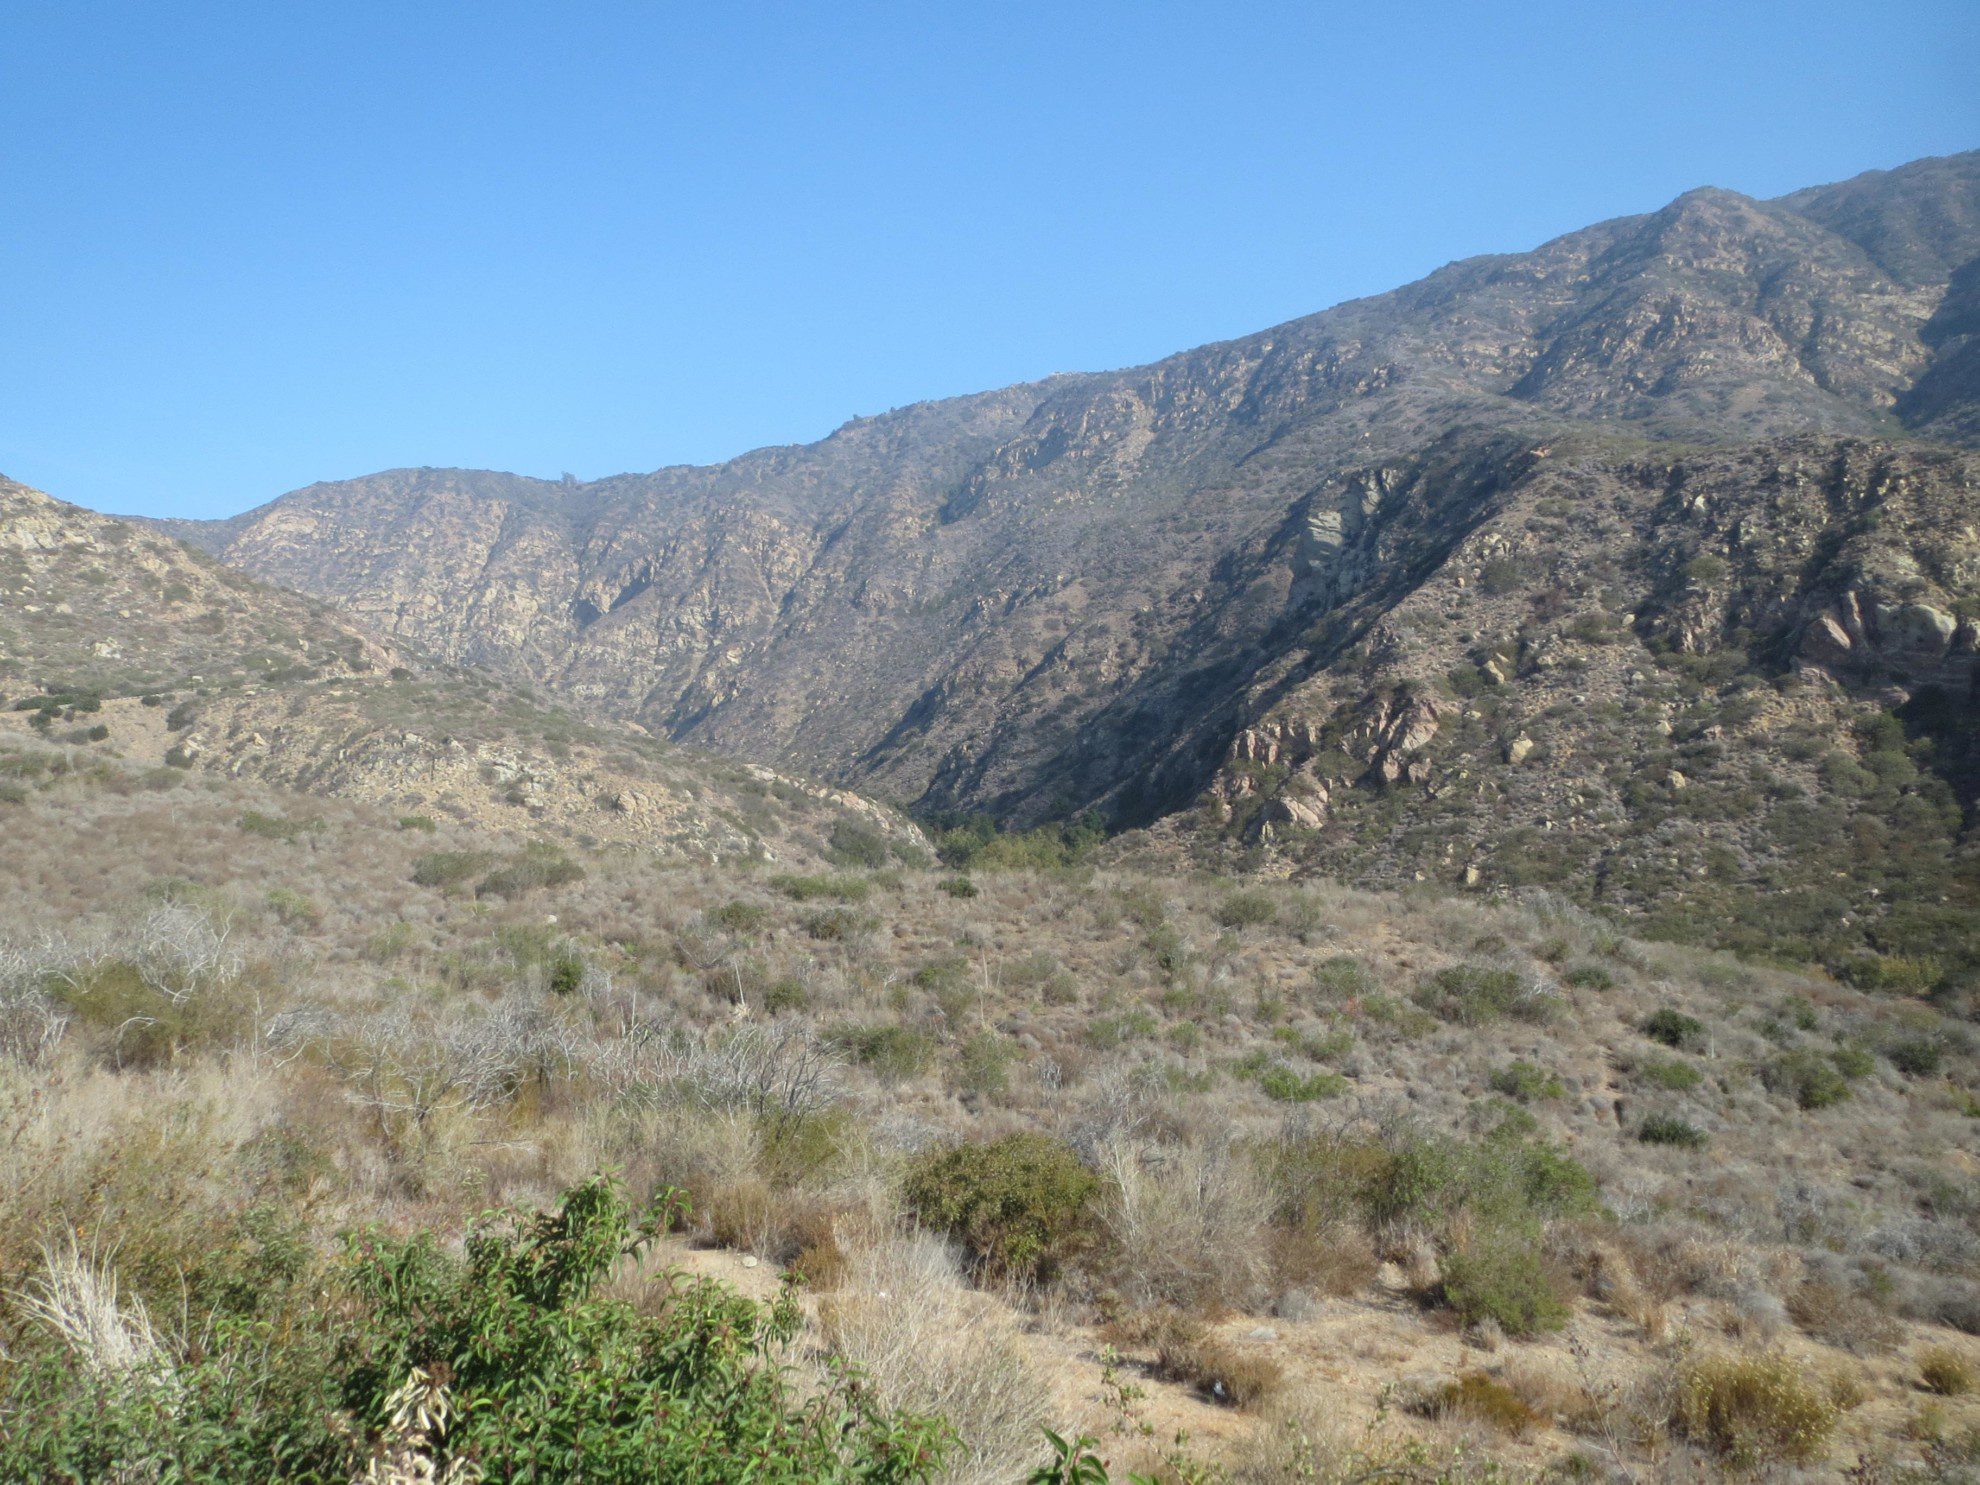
[2, 735, 1977, 1479]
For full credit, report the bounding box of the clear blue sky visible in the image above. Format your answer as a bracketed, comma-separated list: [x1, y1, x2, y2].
[3, 3, 1974, 519]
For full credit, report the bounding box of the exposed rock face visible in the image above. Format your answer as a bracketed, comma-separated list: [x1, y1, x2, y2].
[0, 479, 925, 865]
[1180, 435, 1980, 954]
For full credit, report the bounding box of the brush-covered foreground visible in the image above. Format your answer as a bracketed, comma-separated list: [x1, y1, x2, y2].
[2, 732, 1978, 1482]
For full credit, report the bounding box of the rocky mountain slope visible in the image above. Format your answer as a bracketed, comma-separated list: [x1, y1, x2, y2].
[156, 151, 1980, 966]
[1, 476, 923, 865]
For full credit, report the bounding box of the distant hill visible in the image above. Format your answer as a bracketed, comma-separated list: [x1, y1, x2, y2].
[2, 476, 923, 867]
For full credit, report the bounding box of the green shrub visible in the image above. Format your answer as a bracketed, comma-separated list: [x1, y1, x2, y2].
[1438, 1234, 1570, 1335]
[1084, 1010, 1157, 1050]
[1830, 1044, 1876, 1080]
[953, 1032, 1015, 1098]
[709, 900, 771, 935]
[264, 888, 322, 929]
[237, 810, 321, 841]
[829, 1023, 930, 1083]
[902, 1133, 1100, 1281]
[1638, 1115, 1708, 1148]
[933, 814, 1102, 872]
[770, 873, 871, 902]
[824, 819, 890, 869]
[1636, 1054, 1703, 1091]
[1489, 1062, 1564, 1101]
[801, 907, 877, 941]
[1359, 1133, 1598, 1232]
[1764, 1050, 1852, 1110]
[1562, 963, 1615, 990]
[938, 875, 977, 899]
[0, 1178, 947, 1483]
[1214, 890, 1278, 930]
[1674, 1351, 1837, 1467]
[477, 845, 585, 897]
[1835, 952, 1944, 995]
[411, 850, 492, 888]
[547, 951, 585, 996]
[1885, 1035, 1945, 1077]
[1306, 957, 1374, 1001]
[763, 976, 809, 1014]
[1256, 1064, 1348, 1102]
[1643, 1008, 1708, 1051]
[1417, 964, 1550, 1024]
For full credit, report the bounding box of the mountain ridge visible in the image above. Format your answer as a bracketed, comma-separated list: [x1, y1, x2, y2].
[129, 150, 1980, 963]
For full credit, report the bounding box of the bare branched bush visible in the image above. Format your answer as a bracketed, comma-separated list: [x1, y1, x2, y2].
[337, 996, 576, 1125]
[131, 905, 241, 1002]
[0, 989, 67, 1065]
[587, 1022, 839, 1136]
[1100, 1138, 1273, 1310]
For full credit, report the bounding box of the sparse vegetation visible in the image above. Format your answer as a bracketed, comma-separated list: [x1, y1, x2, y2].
[1673, 1351, 1839, 1468]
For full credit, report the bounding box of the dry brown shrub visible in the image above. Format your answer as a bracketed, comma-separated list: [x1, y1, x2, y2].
[1495, 1355, 1600, 1431]
[1787, 1277, 1902, 1354]
[1118, 1307, 1281, 1410]
[1416, 1371, 1543, 1436]
[1673, 1350, 1839, 1469]
[1267, 1221, 1378, 1299]
[1919, 1346, 1976, 1396]
[701, 1175, 780, 1254]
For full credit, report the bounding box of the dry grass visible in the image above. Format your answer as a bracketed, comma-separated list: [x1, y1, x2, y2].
[1098, 1138, 1274, 1310]
[818, 1231, 1054, 1484]
[1919, 1345, 1977, 1397]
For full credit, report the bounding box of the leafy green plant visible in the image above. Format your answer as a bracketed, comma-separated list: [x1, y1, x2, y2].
[1490, 1061, 1564, 1101]
[1763, 1050, 1852, 1110]
[1885, 1035, 1945, 1077]
[1638, 1114, 1708, 1148]
[1416, 964, 1551, 1025]
[770, 872, 873, 902]
[477, 844, 585, 897]
[1636, 1054, 1703, 1091]
[1256, 1064, 1347, 1102]
[903, 1133, 1100, 1282]
[825, 819, 890, 869]
[1214, 890, 1278, 930]
[0, 1178, 949, 1483]
[1438, 1234, 1570, 1336]
[829, 1022, 931, 1083]
[411, 850, 491, 889]
[1643, 1008, 1708, 1051]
